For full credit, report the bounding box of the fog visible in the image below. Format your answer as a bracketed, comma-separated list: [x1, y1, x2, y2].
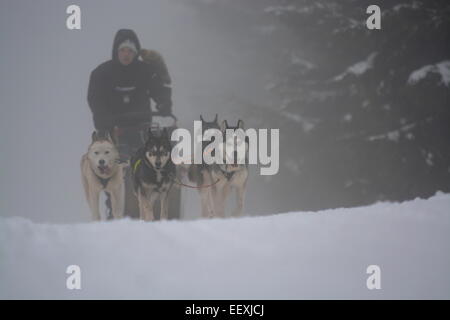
[0, 0, 276, 222]
[1, 1, 449, 223]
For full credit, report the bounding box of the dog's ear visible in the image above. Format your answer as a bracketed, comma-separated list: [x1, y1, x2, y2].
[237, 119, 245, 129]
[91, 131, 98, 142]
[200, 114, 205, 122]
[106, 131, 115, 145]
[146, 128, 154, 143]
[220, 120, 228, 133]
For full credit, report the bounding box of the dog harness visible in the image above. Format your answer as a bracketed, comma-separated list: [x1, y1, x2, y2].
[133, 158, 142, 174]
[219, 167, 236, 180]
[98, 177, 111, 189]
[134, 157, 221, 189]
[133, 157, 173, 192]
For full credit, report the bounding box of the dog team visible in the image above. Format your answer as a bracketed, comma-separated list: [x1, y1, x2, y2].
[80, 115, 249, 222]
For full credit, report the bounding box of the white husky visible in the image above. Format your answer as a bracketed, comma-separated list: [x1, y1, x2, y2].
[80, 131, 127, 221]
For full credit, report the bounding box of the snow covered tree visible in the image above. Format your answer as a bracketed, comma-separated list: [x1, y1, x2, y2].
[187, 0, 450, 211]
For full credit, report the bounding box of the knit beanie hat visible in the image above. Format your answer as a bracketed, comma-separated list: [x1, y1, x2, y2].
[118, 39, 138, 54]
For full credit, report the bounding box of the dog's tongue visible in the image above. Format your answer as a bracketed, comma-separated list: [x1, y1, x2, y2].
[99, 166, 110, 175]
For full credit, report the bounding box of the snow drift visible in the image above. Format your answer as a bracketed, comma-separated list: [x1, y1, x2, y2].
[1, 193, 450, 299]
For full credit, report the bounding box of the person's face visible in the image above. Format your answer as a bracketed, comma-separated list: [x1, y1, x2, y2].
[118, 47, 136, 66]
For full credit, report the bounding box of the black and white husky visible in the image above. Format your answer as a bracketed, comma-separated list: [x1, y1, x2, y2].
[131, 128, 176, 221]
[80, 131, 127, 221]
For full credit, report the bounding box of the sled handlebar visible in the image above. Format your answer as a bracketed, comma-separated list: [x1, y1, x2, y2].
[111, 111, 178, 128]
[151, 111, 178, 125]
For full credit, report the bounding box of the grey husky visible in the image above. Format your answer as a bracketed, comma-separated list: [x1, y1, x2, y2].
[187, 114, 220, 218]
[209, 119, 249, 218]
[188, 116, 249, 218]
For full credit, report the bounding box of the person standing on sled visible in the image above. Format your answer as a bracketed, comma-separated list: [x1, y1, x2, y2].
[87, 29, 173, 218]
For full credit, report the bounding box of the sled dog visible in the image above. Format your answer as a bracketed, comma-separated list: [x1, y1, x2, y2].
[187, 114, 220, 218]
[210, 119, 249, 218]
[131, 128, 176, 221]
[80, 131, 127, 221]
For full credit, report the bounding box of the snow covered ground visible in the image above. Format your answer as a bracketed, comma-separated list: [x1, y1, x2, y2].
[1, 193, 450, 299]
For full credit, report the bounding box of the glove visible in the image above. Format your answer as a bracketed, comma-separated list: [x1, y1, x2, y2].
[155, 101, 172, 116]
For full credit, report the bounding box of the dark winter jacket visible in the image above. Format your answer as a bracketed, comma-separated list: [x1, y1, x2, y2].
[87, 29, 172, 131]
